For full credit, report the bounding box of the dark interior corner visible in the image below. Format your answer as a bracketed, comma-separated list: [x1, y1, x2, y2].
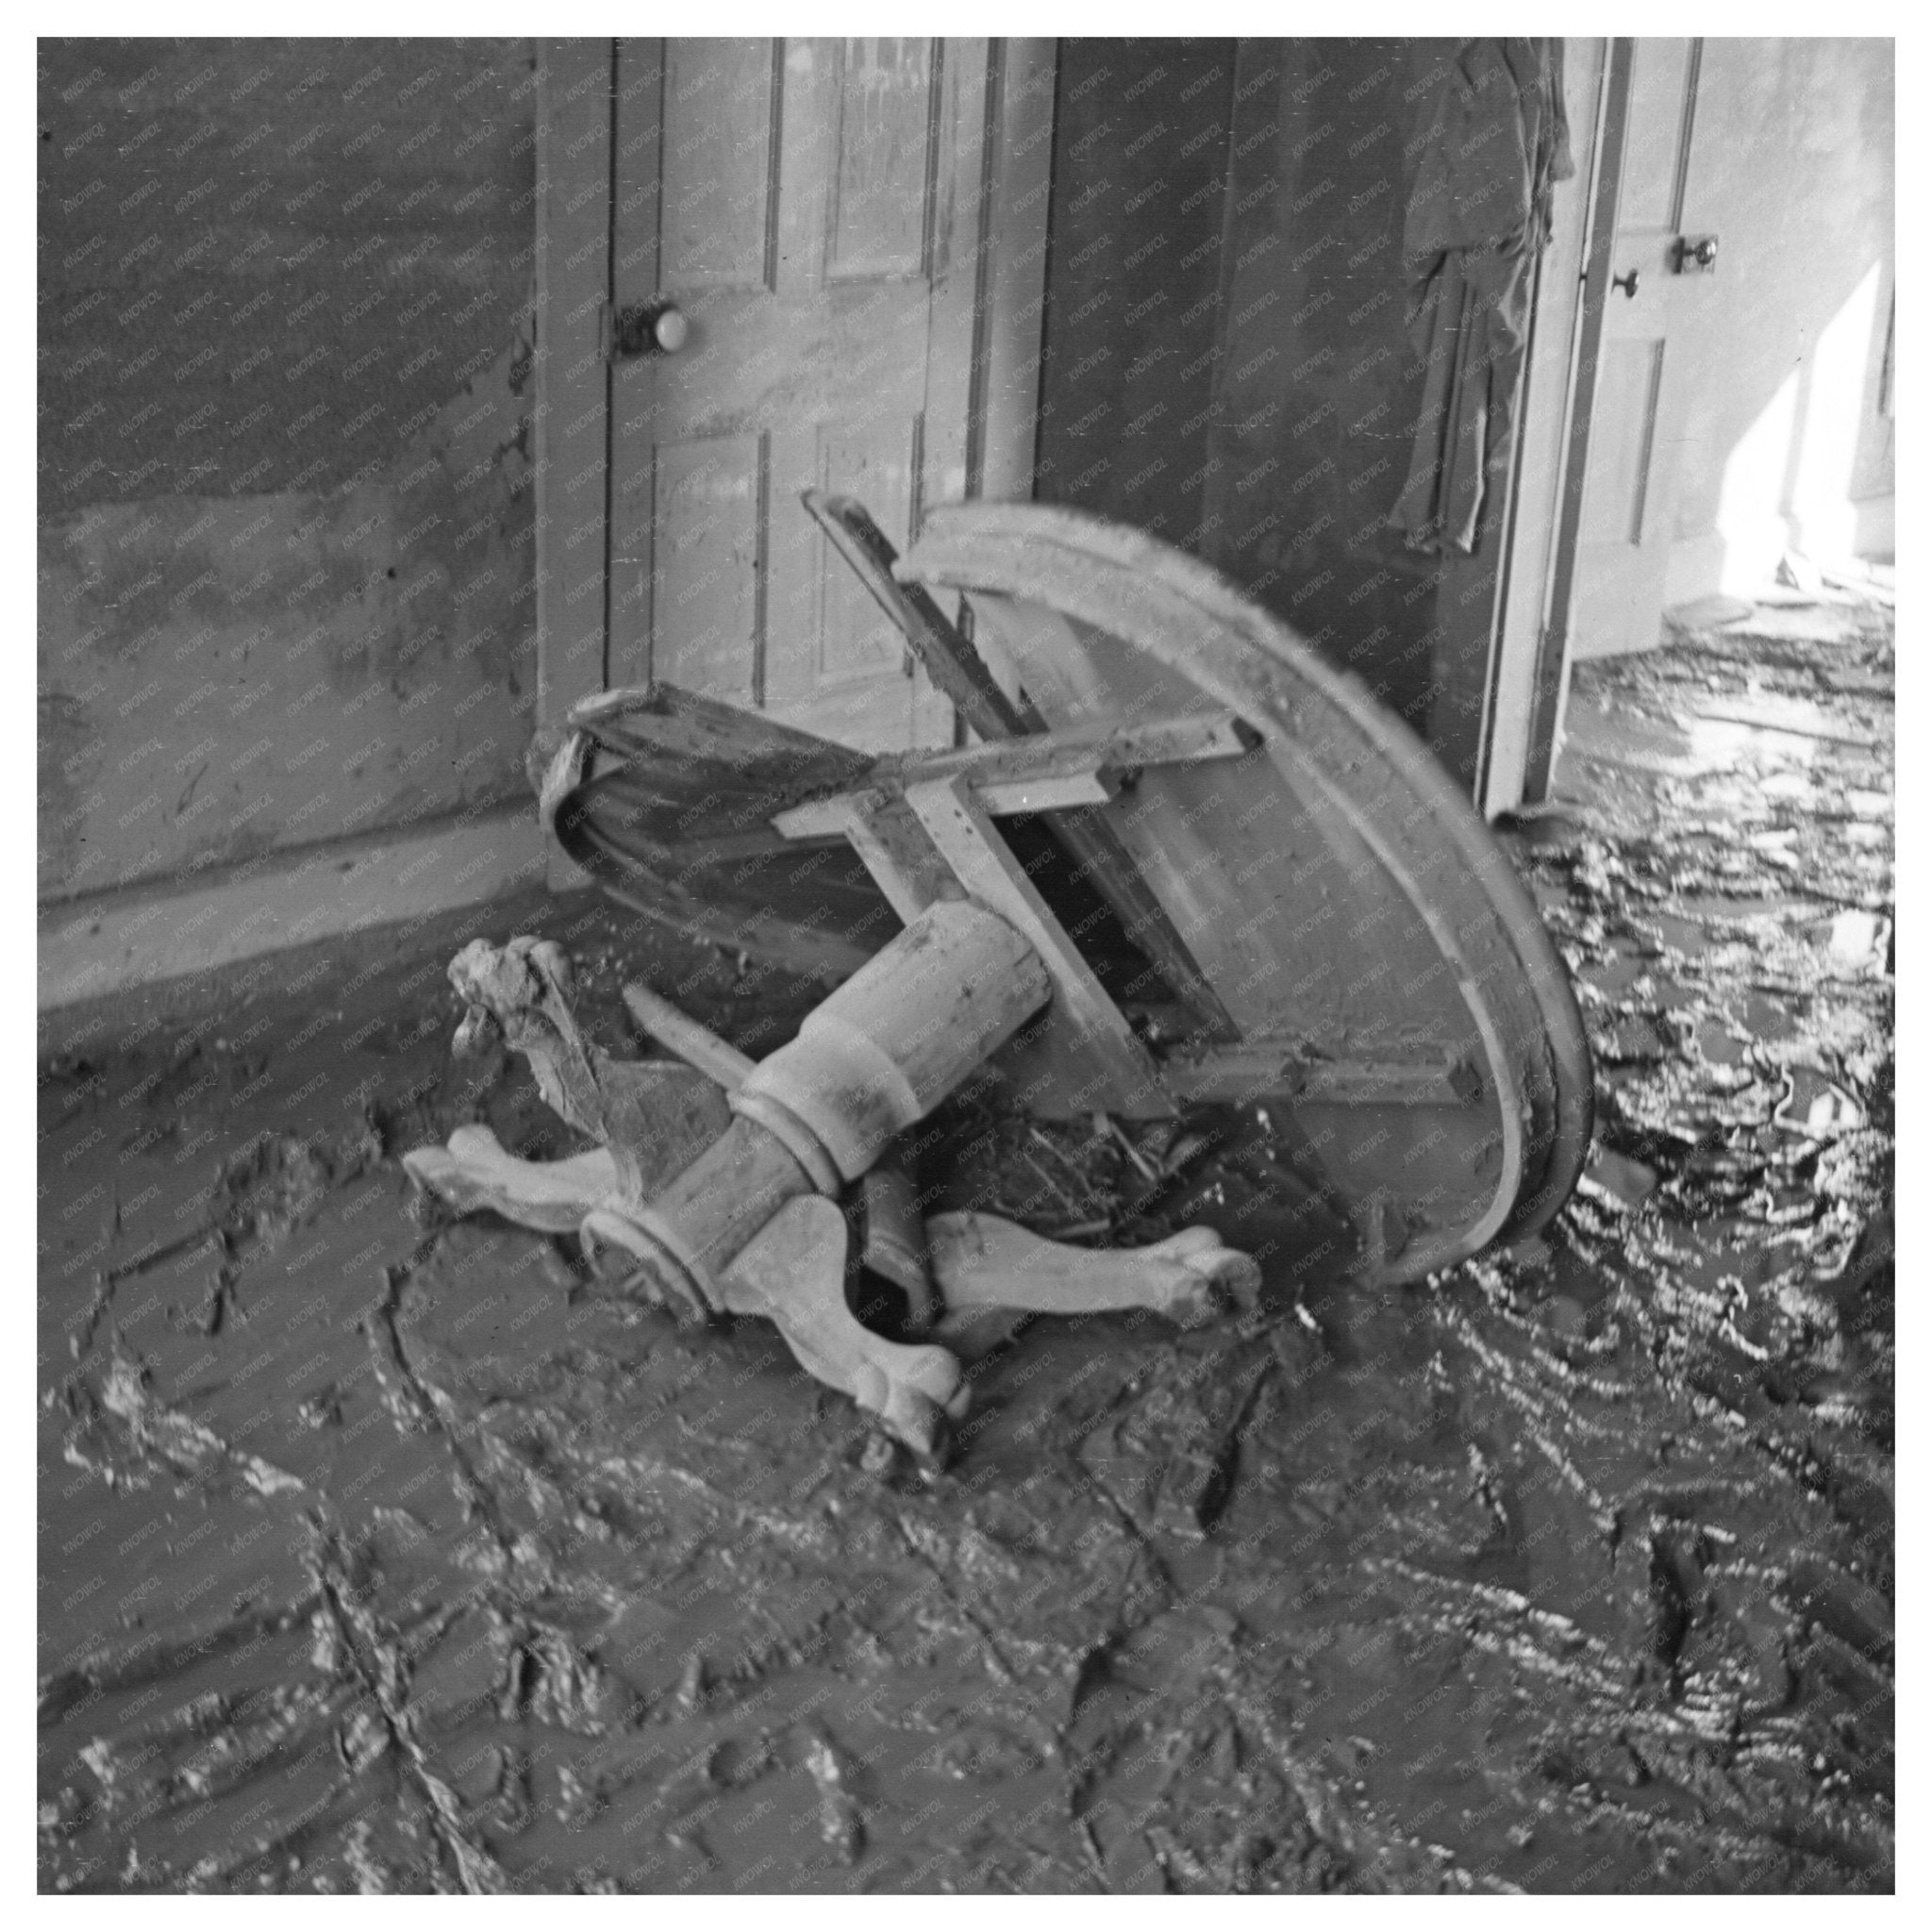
[1037, 39, 1519, 741]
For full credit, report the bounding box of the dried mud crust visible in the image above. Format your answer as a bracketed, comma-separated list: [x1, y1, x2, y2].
[39, 597, 1890, 1892]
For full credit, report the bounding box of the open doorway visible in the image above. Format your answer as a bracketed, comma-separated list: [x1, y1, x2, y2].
[1498, 36, 1894, 811]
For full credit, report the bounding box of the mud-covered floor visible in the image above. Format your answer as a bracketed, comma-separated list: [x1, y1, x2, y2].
[39, 584, 1893, 1894]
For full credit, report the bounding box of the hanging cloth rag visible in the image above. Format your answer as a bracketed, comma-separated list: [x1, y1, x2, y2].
[1391, 39, 1573, 556]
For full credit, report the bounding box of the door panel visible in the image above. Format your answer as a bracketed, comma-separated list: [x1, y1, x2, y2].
[1582, 339, 1664, 545]
[609, 37, 985, 752]
[1573, 38, 1702, 658]
[653, 435, 763, 701]
[813, 425, 917, 688]
[827, 39, 937, 278]
[660, 42, 776, 291]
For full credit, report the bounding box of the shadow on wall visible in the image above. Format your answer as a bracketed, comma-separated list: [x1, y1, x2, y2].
[1036, 40, 1478, 736]
[1033, 42, 1241, 559]
[1713, 261, 1892, 590]
[1202, 40, 1501, 738]
[38, 40, 541, 906]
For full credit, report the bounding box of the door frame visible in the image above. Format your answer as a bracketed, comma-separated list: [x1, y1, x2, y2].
[531, 37, 1057, 767]
[1477, 37, 1624, 817]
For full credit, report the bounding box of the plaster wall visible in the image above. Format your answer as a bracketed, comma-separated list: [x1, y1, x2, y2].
[1200, 40, 1449, 730]
[1033, 41, 1239, 553]
[38, 40, 539, 905]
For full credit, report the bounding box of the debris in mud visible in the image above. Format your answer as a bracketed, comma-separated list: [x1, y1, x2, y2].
[802, 1730, 867, 1863]
[63, 1347, 307, 1499]
[1578, 1147, 1657, 1211]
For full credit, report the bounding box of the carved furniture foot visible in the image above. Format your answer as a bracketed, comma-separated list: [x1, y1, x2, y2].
[720, 1196, 967, 1457]
[927, 1212, 1261, 1328]
[403, 1123, 619, 1233]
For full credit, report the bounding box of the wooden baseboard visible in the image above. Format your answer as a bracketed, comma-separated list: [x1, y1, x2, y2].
[1854, 493, 1894, 563]
[37, 805, 547, 1014]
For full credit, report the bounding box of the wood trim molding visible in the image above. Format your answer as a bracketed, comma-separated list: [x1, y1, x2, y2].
[1483, 38, 1611, 817]
[37, 805, 545, 1014]
[974, 39, 1057, 503]
[534, 39, 614, 888]
[1520, 38, 1630, 805]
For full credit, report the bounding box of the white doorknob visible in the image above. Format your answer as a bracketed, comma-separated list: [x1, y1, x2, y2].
[612, 299, 690, 358]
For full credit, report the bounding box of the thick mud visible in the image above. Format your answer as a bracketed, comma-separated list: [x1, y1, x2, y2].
[39, 588, 1892, 1893]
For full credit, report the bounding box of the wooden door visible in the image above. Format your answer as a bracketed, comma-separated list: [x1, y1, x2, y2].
[602, 38, 996, 754]
[1570, 38, 1707, 658]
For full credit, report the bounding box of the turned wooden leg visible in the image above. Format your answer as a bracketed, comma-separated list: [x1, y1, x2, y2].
[719, 1196, 967, 1457]
[926, 1213, 1261, 1328]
